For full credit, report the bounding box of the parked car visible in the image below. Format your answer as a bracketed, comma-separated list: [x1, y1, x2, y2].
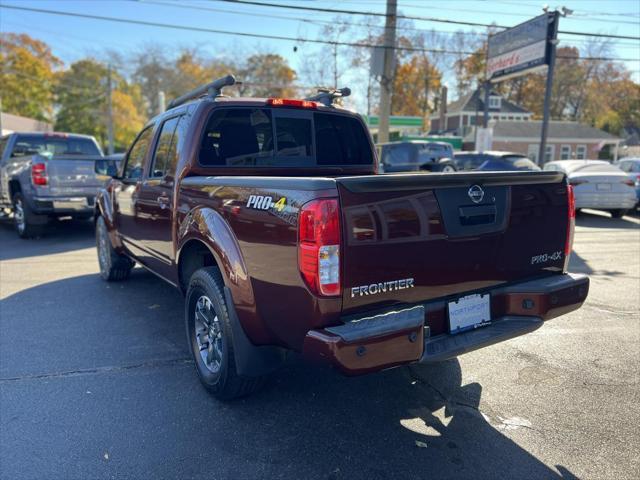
[0, 132, 107, 237]
[454, 151, 541, 172]
[614, 157, 640, 208]
[543, 160, 636, 218]
[377, 141, 457, 173]
[95, 75, 588, 399]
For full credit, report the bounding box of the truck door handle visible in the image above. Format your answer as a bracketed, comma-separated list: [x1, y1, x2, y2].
[459, 205, 496, 226]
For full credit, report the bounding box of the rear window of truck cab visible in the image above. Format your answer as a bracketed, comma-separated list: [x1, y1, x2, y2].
[12, 135, 101, 157]
[198, 107, 373, 167]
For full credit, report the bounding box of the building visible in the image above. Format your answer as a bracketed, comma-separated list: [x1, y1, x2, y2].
[365, 115, 424, 139]
[431, 89, 621, 162]
[472, 120, 621, 163]
[1, 112, 53, 136]
[429, 89, 533, 137]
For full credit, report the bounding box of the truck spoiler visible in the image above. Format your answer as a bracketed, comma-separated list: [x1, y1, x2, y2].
[337, 171, 565, 193]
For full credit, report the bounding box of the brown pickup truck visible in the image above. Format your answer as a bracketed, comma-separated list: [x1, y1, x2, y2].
[95, 75, 589, 399]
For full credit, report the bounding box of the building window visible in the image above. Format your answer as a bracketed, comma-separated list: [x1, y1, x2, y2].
[576, 145, 587, 159]
[560, 145, 571, 160]
[489, 96, 501, 109]
[545, 145, 555, 163]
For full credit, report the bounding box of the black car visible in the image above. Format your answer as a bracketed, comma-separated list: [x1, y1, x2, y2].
[453, 151, 541, 172]
[377, 141, 457, 173]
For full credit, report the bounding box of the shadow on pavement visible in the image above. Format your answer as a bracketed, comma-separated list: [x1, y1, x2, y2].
[0, 270, 578, 479]
[568, 251, 626, 279]
[576, 209, 640, 229]
[0, 217, 95, 261]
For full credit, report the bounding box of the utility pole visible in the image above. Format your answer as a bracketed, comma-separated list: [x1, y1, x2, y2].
[377, 0, 397, 144]
[538, 11, 560, 165]
[106, 64, 115, 155]
[438, 85, 447, 133]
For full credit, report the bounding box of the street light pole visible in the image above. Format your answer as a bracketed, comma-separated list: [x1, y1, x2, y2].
[377, 0, 397, 144]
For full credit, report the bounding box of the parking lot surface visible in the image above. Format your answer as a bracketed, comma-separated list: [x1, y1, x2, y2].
[1, 211, 639, 480]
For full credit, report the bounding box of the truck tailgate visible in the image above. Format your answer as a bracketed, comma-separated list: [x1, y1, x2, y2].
[337, 171, 569, 314]
[46, 156, 106, 196]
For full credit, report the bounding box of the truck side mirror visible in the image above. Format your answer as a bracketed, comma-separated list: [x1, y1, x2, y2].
[95, 159, 121, 179]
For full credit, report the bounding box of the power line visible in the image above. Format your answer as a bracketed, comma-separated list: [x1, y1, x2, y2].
[335, 0, 640, 25]
[0, 4, 481, 56]
[1, 4, 638, 63]
[140, 1, 640, 46]
[214, 0, 640, 40]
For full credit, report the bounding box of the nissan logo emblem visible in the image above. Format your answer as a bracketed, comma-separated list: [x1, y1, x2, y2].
[468, 185, 484, 203]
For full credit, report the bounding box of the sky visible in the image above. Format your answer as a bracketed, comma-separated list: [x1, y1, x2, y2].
[1, 0, 639, 111]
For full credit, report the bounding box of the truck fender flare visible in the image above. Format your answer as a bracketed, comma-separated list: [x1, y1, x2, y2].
[177, 207, 285, 376]
[176, 207, 251, 295]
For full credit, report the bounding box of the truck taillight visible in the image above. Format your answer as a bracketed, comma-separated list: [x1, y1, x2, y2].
[31, 163, 48, 186]
[267, 98, 318, 109]
[298, 198, 341, 296]
[564, 184, 575, 273]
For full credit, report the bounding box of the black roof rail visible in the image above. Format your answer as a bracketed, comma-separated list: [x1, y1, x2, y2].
[167, 74, 238, 109]
[305, 87, 351, 107]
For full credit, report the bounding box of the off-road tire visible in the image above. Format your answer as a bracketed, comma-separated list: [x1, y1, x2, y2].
[610, 209, 627, 219]
[186, 267, 266, 400]
[96, 215, 134, 281]
[13, 192, 46, 238]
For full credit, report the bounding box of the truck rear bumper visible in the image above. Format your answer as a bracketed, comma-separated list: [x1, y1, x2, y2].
[30, 196, 95, 215]
[302, 273, 589, 375]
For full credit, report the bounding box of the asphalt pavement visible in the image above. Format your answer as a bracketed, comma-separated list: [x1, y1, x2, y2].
[1, 211, 639, 480]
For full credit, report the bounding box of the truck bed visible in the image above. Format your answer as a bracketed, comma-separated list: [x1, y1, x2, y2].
[179, 170, 571, 349]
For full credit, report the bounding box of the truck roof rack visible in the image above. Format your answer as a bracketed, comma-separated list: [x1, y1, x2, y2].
[167, 74, 238, 109]
[305, 87, 351, 107]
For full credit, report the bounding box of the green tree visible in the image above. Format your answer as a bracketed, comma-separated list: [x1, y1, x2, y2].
[239, 54, 296, 98]
[55, 59, 144, 151]
[393, 55, 442, 117]
[0, 33, 61, 121]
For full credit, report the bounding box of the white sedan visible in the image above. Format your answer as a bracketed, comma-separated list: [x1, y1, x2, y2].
[543, 160, 637, 218]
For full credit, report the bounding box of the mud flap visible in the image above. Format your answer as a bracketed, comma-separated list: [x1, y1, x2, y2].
[223, 286, 287, 377]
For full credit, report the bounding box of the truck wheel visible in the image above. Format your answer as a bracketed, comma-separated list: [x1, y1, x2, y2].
[610, 209, 627, 219]
[186, 267, 266, 400]
[96, 216, 134, 281]
[13, 192, 45, 238]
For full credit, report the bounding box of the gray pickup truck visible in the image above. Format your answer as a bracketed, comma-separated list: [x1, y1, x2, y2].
[0, 132, 114, 237]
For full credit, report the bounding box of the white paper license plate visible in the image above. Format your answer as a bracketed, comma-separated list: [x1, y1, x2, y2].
[596, 183, 612, 191]
[448, 293, 491, 334]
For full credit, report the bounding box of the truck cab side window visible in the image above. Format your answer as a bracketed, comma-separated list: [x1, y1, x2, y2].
[124, 127, 154, 180]
[150, 116, 182, 179]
